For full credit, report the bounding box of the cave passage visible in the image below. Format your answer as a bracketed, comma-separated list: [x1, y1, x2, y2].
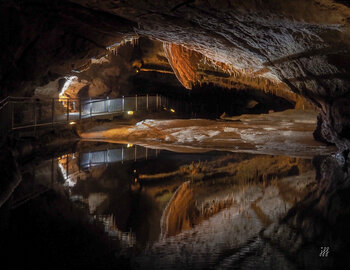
[2, 1, 350, 270]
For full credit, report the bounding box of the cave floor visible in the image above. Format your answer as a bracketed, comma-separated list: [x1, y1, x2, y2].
[79, 109, 336, 158]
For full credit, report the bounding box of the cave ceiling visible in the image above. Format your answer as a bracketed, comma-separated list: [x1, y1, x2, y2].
[2, 0, 350, 149]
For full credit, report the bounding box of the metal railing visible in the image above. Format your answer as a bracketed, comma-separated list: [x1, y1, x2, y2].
[0, 94, 166, 139]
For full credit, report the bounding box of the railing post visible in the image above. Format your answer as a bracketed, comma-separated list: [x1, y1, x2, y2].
[52, 98, 55, 127]
[79, 99, 82, 120]
[121, 147, 124, 164]
[134, 145, 137, 161]
[146, 94, 149, 110]
[66, 154, 69, 177]
[33, 100, 37, 134]
[90, 98, 92, 117]
[51, 157, 54, 188]
[11, 101, 14, 130]
[107, 96, 109, 113]
[67, 99, 69, 122]
[156, 94, 158, 110]
[122, 96, 125, 112]
[135, 94, 138, 111]
[160, 95, 162, 108]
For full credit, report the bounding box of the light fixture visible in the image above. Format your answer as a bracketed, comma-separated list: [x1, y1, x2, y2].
[127, 111, 134, 115]
[69, 121, 76, 125]
[170, 108, 175, 113]
[127, 143, 133, 148]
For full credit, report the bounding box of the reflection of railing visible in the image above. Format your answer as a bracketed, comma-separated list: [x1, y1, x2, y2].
[11, 144, 159, 209]
[58, 144, 159, 185]
[10, 157, 56, 209]
[79, 144, 159, 169]
[0, 97, 11, 140]
[0, 94, 168, 139]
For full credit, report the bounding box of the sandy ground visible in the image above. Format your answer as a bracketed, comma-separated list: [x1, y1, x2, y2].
[79, 110, 336, 158]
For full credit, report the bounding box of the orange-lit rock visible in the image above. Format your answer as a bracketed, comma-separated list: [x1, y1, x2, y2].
[160, 181, 195, 238]
[2, 0, 350, 149]
[164, 43, 312, 108]
[163, 43, 202, 89]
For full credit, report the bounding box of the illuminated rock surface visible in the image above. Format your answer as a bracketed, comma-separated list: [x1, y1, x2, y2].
[1, 0, 350, 149]
[79, 110, 336, 157]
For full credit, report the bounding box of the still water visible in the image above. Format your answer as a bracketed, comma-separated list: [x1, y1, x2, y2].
[1, 141, 349, 270]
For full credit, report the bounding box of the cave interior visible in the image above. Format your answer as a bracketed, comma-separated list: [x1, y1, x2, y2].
[1, 1, 350, 270]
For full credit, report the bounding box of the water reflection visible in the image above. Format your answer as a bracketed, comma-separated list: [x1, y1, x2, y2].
[57, 144, 159, 188]
[1, 142, 350, 269]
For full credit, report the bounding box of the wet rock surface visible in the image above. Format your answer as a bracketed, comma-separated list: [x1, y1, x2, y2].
[79, 110, 336, 157]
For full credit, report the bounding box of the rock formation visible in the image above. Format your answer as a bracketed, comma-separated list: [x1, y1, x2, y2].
[1, 0, 350, 150]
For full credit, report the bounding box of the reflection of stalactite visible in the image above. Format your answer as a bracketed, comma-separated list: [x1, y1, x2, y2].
[160, 181, 194, 239]
[98, 214, 136, 248]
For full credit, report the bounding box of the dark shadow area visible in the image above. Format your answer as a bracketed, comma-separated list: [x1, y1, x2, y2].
[0, 189, 129, 270]
[262, 155, 350, 270]
[135, 82, 295, 119]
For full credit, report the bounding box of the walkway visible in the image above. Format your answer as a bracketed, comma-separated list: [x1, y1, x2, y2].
[0, 94, 168, 138]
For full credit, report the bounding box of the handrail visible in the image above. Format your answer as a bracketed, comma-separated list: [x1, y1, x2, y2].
[0, 94, 166, 138]
[0, 96, 9, 104]
[0, 97, 10, 110]
[1, 94, 155, 103]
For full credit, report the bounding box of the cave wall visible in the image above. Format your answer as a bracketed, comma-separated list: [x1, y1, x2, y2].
[78, 0, 350, 149]
[0, 0, 135, 97]
[57, 37, 183, 99]
[163, 42, 312, 108]
[2, 0, 350, 149]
